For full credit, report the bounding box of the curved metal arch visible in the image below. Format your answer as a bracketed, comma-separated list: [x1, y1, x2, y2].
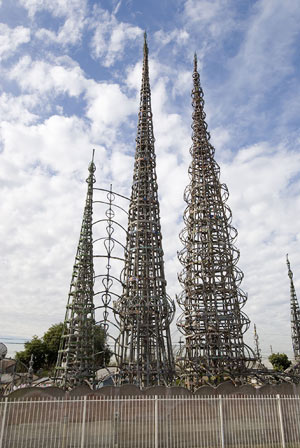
[92, 218, 128, 236]
[93, 200, 129, 216]
[93, 187, 130, 202]
[92, 185, 129, 375]
[93, 236, 127, 253]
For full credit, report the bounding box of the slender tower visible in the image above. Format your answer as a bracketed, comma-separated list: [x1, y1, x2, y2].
[55, 152, 96, 388]
[116, 34, 175, 387]
[177, 55, 253, 387]
[253, 324, 264, 369]
[286, 254, 300, 361]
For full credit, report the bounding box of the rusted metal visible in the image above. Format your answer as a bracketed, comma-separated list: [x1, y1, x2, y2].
[115, 34, 175, 387]
[177, 54, 254, 388]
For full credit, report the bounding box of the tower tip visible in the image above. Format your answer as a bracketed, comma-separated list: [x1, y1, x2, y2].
[143, 31, 148, 56]
[194, 52, 197, 71]
[89, 149, 96, 173]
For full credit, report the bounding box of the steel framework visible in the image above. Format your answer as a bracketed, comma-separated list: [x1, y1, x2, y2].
[253, 324, 265, 370]
[93, 186, 129, 374]
[286, 254, 300, 361]
[177, 55, 254, 387]
[115, 34, 175, 387]
[55, 152, 96, 389]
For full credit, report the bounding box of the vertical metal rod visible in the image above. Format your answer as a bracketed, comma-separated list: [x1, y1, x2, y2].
[81, 396, 87, 448]
[113, 398, 119, 448]
[0, 398, 8, 448]
[9, 398, 17, 447]
[219, 395, 225, 448]
[277, 395, 286, 448]
[155, 396, 159, 448]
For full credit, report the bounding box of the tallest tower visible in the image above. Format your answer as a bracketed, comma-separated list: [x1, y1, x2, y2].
[116, 34, 175, 387]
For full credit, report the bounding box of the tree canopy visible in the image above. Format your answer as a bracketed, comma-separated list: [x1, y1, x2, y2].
[268, 353, 292, 371]
[15, 323, 111, 375]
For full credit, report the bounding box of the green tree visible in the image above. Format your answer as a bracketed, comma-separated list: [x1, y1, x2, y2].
[268, 353, 291, 371]
[15, 336, 46, 372]
[15, 323, 111, 375]
[43, 323, 64, 366]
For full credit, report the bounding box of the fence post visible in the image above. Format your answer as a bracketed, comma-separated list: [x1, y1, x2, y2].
[277, 395, 286, 448]
[80, 396, 87, 448]
[155, 396, 158, 448]
[113, 398, 119, 448]
[219, 395, 225, 448]
[0, 398, 8, 448]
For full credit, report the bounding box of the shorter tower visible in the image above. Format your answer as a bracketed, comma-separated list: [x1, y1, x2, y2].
[286, 254, 300, 361]
[177, 55, 253, 387]
[253, 324, 264, 369]
[55, 152, 96, 388]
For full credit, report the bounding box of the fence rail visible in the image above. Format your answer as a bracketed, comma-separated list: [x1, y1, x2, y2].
[1, 395, 300, 447]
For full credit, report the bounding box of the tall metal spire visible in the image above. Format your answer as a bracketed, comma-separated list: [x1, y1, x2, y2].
[286, 254, 300, 361]
[177, 54, 253, 387]
[55, 151, 96, 389]
[116, 34, 175, 387]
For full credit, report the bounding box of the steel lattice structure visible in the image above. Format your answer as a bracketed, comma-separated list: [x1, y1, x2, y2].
[93, 186, 129, 374]
[286, 254, 300, 361]
[177, 55, 254, 387]
[116, 34, 175, 387]
[253, 324, 265, 370]
[55, 152, 96, 389]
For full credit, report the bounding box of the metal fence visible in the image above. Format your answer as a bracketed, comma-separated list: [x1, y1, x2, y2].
[1, 395, 300, 447]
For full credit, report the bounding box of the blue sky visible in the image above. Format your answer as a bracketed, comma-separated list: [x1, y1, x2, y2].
[1, 0, 300, 361]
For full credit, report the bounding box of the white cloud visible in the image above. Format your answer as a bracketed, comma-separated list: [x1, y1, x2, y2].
[90, 8, 143, 67]
[184, 0, 222, 23]
[0, 24, 30, 60]
[0, 113, 110, 339]
[35, 17, 85, 46]
[85, 82, 137, 144]
[183, 0, 236, 38]
[230, 0, 300, 91]
[0, 93, 38, 125]
[9, 55, 87, 96]
[172, 70, 191, 97]
[220, 142, 300, 356]
[85, 83, 136, 127]
[1, 116, 94, 173]
[7, 53, 138, 146]
[19, 0, 86, 19]
[154, 29, 189, 47]
[20, 0, 87, 45]
[210, 127, 231, 153]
